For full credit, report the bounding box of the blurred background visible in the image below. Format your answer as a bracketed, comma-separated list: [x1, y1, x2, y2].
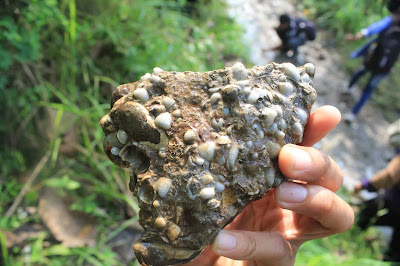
[1, 0, 399, 265]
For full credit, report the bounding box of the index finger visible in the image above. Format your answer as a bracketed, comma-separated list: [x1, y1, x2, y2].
[300, 105, 341, 147]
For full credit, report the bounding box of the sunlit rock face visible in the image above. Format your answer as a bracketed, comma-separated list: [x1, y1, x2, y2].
[100, 62, 317, 265]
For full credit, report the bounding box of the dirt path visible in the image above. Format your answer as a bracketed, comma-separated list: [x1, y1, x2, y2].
[226, 0, 393, 190]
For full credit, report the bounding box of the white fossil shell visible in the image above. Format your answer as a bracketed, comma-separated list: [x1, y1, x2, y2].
[291, 121, 303, 135]
[262, 108, 278, 128]
[227, 144, 239, 170]
[172, 109, 181, 118]
[245, 141, 253, 149]
[133, 88, 150, 103]
[247, 90, 259, 104]
[267, 141, 281, 159]
[214, 182, 225, 192]
[304, 63, 315, 76]
[278, 82, 294, 95]
[162, 97, 175, 109]
[140, 73, 151, 81]
[211, 118, 224, 130]
[201, 174, 214, 184]
[195, 156, 205, 166]
[296, 108, 308, 124]
[117, 129, 128, 144]
[283, 63, 300, 82]
[150, 75, 161, 84]
[155, 112, 172, 130]
[199, 187, 215, 200]
[198, 141, 216, 161]
[156, 178, 172, 198]
[184, 130, 196, 144]
[154, 217, 167, 228]
[111, 147, 120, 155]
[216, 135, 231, 145]
[232, 62, 247, 81]
[153, 67, 164, 75]
[265, 168, 275, 187]
[210, 93, 222, 105]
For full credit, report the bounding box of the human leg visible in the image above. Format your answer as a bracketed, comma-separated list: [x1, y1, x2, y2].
[351, 72, 388, 115]
[367, 190, 400, 262]
[357, 195, 385, 230]
[382, 227, 400, 262]
[287, 34, 307, 57]
[348, 65, 367, 91]
[388, 228, 400, 262]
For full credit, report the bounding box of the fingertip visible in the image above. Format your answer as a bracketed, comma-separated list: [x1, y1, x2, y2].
[212, 230, 292, 262]
[277, 184, 355, 234]
[275, 181, 308, 204]
[278, 145, 314, 180]
[212, 230, 237, 252]
[310, 105, 341, 124]
[278, 144, 294, 174]
[301, 105, 341, 146]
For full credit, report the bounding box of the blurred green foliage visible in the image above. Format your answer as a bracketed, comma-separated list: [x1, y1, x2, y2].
[301, 0, 388, 39]
[0, 0, 246, 264]
[300, 0, 400, 121]
[296, 189, 390, 265]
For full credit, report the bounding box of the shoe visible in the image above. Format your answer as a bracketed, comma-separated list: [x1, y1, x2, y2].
[344, 112, 355, 124]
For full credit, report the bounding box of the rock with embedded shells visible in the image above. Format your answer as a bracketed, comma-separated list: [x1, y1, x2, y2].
[100, 62, 317, 265]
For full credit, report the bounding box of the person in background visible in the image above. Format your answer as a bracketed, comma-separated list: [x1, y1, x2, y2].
[344, 0, 400, 123]
[265, 14, 316, 63]
[186, 106, 354, 266]
[353, 119, 400, 262]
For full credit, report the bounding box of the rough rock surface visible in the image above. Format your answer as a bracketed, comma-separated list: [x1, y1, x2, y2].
[100, 62, 317, 265]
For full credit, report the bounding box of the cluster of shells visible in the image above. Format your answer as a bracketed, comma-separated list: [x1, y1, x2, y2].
[100, 62, 316, 265]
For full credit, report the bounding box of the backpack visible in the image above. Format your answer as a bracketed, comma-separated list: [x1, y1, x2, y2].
[388, 0, 400, 13]
[364, 22, 400, 73]
[295, 18, 317, 41]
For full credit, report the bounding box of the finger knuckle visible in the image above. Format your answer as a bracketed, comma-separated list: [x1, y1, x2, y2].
[314, 190, 336, 220]
[340, 204, 355, 233]
[319, 151, 332, 177]
[241, 234, 258, 259]
[322, 190, 337, 214]
[271, 238, 290, 260]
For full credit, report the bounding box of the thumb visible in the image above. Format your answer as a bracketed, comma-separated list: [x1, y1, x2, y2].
[212, 230, 296, 263]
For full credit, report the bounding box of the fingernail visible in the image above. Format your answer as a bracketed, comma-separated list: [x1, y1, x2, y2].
[215, 230, 237, 251]
[277, 182, 307, 203]
[289, 146, 311, 171]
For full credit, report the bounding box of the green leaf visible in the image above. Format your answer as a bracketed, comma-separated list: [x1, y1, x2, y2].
[45, 175, 81, 190]
[42, 245, 71, 256]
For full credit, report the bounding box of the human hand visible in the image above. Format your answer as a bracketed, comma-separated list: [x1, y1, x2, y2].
[185, 106, 354, 266]
[345, 32, 363, 41]
[353, 182, 363, 194]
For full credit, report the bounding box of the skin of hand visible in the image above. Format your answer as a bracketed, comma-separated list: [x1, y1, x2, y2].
[262, 45, 283, 54]
[345, 32, 364, 41]
[185, 105, 354, 266]
[353, 182, 363, 194]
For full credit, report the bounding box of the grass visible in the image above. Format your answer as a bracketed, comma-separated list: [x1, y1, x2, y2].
[0, 0, 247, 264]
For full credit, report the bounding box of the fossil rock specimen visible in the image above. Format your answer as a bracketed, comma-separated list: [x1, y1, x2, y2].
[100, 62, 317, 265]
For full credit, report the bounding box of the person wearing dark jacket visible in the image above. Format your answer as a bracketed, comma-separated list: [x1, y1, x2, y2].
[354, 119, 400, 262]
[271, 14, 316, 60]
[344, 1, 400, 122]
